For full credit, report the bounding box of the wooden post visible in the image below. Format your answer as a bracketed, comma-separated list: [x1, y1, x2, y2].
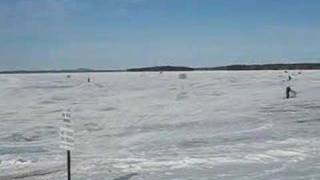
[60, 111, 73, 180]
[67, 150, 71, 180]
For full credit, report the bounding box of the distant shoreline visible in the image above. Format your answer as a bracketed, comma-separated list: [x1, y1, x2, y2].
[0, 69, 124, 74]
[1, 63, 320, 74]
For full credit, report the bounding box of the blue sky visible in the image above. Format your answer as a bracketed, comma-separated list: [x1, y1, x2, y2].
[0, 0, 320, 70]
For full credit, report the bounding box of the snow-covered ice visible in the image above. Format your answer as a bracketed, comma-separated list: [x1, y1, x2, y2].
[0, 71, 320, 180]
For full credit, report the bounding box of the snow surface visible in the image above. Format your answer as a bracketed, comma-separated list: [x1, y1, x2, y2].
[0, 71, 320, 180]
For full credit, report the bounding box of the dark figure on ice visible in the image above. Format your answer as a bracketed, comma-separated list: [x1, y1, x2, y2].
[288, 75, 292, 81]
[88, 77, 91, 83]
[286, 86, 296, 99]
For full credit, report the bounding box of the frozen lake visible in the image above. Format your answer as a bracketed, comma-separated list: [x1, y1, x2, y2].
[0, 71, 320, 180]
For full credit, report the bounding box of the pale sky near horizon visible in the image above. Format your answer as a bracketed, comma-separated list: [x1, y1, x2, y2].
[0, 0, 320, 70]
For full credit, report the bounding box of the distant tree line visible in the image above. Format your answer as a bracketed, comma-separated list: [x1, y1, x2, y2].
[1, 63, 320, 74]
[196, 63, 320, 71]
[127, 66, 194, 72]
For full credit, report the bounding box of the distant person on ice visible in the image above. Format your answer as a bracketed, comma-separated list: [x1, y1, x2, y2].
[285, 74, 296, 99]
[286, 86, 296, 99]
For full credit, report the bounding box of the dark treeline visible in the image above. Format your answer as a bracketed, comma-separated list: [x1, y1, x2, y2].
[127, 66, 194, 72]
[197, 63, 320, 71]
[127, 63, 320, 72]
[1, 63, 320, 74]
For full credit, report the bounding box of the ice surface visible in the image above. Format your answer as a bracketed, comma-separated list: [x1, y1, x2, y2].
[0, 71, 320, 180]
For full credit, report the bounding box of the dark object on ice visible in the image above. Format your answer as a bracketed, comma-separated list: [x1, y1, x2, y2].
[286, 86, 296, 99]
[286, 87, 291, 99]
[67, 150, 71, 180]
[113, 173, 138, 180]
[296, 118, 320, 124]
[17, 158, 28, 163]
[67, 75, 71, 78]
[178, 73, 187, 79]
[88, 77, 90, 83]
[288, 75, 292, 81]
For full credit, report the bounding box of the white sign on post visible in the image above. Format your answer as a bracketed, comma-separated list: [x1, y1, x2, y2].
[60, 111, 74, 151]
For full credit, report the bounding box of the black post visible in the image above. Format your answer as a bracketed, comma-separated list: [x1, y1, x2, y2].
[286, 86, 291, 99]
[67, 150, 71, 180]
